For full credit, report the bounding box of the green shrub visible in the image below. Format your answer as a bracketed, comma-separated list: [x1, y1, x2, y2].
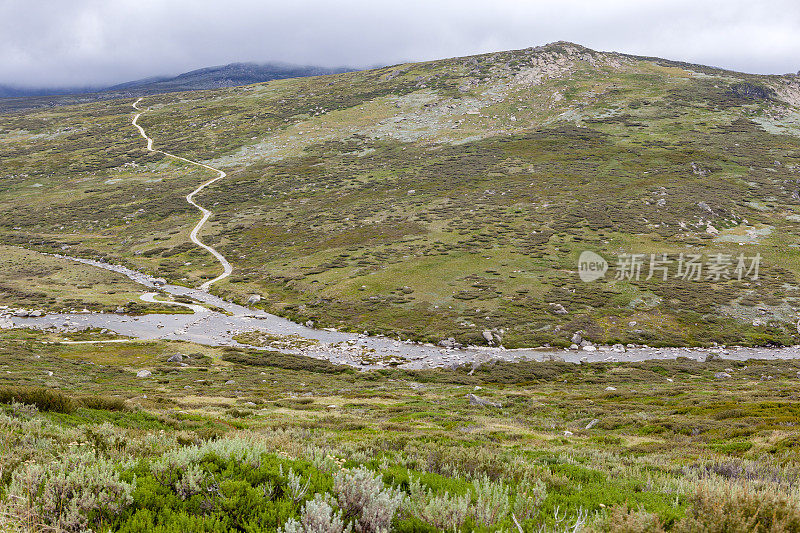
[114, 438, 334, 531]
[0, 387, 75, 413]
[590, 505, 665, 533]
[334, 466, 404, 533]
[222, 349, 353, 374]
[6, 451, 134, 532]
[79, 395, 127, 411]
[674, 486, 800, 532]
[281, 494, 349, 533]
[405, 473, 471, 531]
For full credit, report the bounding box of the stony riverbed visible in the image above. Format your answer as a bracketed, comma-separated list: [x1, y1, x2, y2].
[5, 254, 800, 369]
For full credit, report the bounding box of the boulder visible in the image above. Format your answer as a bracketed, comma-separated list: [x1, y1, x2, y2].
[550, 303, 568, 315]
[438, 337, 461, 349]
[467, 394, 501, 408]
[714, 372, 731, 379]
[571, 332, 583, 345]
[0, 318, 13, 329]
[136, 369, 152, 378]
[167, 354, 183, 363]
[585, 419, 599, 429]
[247, 294, 262, 304]
[481, 330, 494, 343]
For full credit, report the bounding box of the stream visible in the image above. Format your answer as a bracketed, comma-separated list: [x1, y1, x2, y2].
[8, 254, 800, 369]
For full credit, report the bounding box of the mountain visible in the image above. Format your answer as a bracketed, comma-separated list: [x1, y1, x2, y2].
[106, 62, 353, 93]
[0, 62, 355, 112]
[2, 41, 800, 348]
[0, 85, 101, 98]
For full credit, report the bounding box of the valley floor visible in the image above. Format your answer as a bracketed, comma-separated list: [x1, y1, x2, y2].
[6, 249, 800, 370]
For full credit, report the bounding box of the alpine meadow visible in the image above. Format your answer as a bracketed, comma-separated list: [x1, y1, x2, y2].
[3, 39, 800, 532]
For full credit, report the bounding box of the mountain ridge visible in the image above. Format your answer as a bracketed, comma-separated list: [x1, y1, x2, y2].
[0, 61, 355, 112]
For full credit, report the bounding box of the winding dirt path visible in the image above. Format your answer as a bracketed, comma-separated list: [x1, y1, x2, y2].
[132, 98, 232, 291]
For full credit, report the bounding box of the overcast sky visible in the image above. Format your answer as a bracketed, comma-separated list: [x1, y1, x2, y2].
[2, 0, 800, 88]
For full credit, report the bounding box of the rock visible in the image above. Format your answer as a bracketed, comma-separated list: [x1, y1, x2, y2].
[550, 303, 568, 315]
[247, 294, 262, 304]
[29, 310, 43, 317]
[605, 386, 617, 391]
[582, 345, 597, 352]
[152, 278, 167, 287]
[585, 419, 599, 430]
[571, 332, 583, 345]
[136, 370, 152, 378]
[167, 354, 183, 363]
[0, 318, 13, 329]
[564, 430, 573, 437]
[467, 394, 501, 408]
[305, 320, 315, 328]
[569, 344, 579, 350]
[482, 330, 494, 343]
[114, 307, 126, 314]
[438, 337, 460, 349]
[225, 380, 235, 385]
[612, 344, 626, 353]
[714, 372, 731, 379]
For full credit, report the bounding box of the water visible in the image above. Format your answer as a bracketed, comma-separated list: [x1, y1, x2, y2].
[9, 254, 800, 369]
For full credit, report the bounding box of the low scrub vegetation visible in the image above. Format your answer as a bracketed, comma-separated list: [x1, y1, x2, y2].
[2, 333, 800, 530]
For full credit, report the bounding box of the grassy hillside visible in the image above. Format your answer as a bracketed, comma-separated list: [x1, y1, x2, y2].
[2, 42, 800, 347]
[3, 329, 800, 530]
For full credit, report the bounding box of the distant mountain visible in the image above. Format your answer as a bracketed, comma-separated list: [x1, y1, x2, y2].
[106, 62, 353, 93]
[0, 62, 355, 112]
[0, 85, 101, 98]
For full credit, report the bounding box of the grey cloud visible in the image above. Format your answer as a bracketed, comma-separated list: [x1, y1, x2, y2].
[2, 0, 799, 88]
